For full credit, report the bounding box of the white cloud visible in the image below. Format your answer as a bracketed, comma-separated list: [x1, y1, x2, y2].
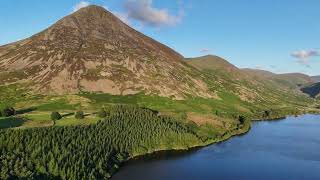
[71, 1, 183, 28]
[291, 49, 319, 67]
[124, 0, 184, 27]
[291, 50, 319, 59]
[73, 1, 90, 12]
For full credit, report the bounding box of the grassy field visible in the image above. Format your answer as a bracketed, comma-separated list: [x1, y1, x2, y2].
[0, 82, 319, 130]
[79, 91, 258, 115]
[0, 89, 242, 130]
[0, 110, 100, 129]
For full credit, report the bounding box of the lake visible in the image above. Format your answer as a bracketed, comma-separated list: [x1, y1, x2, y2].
[112, 114, 320, 180]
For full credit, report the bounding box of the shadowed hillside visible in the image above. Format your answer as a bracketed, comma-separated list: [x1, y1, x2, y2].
[301, 82, 320, 98]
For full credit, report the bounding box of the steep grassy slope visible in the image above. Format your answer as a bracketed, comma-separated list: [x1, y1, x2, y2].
[0, 51, 318, 130]
[242, 68, 275, 78]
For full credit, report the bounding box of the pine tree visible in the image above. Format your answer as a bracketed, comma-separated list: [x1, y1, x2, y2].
[75, 111, 85, 119]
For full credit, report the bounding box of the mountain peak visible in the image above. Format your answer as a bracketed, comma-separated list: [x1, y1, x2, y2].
[41, 5, 126, 41]
[77, 5, 108, 12]
[69, 5, 117, 22]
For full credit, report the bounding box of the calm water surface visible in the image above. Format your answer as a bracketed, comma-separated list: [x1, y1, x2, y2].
[113, 114, 320, 180]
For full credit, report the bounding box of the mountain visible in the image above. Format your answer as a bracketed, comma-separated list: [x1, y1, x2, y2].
[243, 69, 313, 89]
[0, 5, 212, 99]
[312, 76, 320, 82]
[301, 82, 320, 98]
[186, 55, 240, 73]
[186, 55, 318, 108]
[189, 57, 312, 89]
[0, 5, 315, 108]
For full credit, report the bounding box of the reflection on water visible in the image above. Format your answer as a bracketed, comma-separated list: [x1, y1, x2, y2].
[112, 114, 320, 180]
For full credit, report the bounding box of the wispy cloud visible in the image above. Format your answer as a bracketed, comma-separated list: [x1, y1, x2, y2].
[73, 1, 90, 12]
[291, 49, 319, 67]
[124, 0, 184, 27]
[200, 48, 211, 53]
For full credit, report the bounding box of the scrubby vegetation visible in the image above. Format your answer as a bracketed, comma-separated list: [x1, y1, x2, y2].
[51, 112, 62, 121]
[75, 110, 85, 119]
[253, 108, 301, 120]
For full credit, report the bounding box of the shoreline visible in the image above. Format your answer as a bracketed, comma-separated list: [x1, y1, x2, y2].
[111, 112, 320, 179]
[110, 120, 251, 179]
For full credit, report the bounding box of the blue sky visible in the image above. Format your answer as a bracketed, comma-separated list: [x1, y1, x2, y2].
[0, 0, 319, 75]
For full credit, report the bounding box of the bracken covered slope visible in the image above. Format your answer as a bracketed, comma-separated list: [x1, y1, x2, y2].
[0, 5, 212, 99]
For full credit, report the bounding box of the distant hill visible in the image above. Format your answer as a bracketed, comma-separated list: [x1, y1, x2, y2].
[186, 55, 240, 72]
[0, 5, 212, 99]
[301, 82, 320, 98]
[187, 56, 313, 90]
[242, 69, 313, 89]
[186, 55, 250, 81]
[312, 76, 320, 82]
[276, 73, 314, 87]
[186, 55, 314, 104]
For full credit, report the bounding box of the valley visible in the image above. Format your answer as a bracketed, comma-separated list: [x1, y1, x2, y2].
[0, 4, 319, 180]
